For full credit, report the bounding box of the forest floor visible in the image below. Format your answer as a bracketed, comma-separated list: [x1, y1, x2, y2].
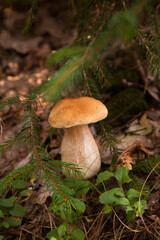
[0, 1, 160, 240]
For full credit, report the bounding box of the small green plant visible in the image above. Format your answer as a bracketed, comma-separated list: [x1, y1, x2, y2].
[47, 177, 92, 240]
[97, 167, 147, 221]
[46, 224, 85, 240]
[0, 179, 29, 239]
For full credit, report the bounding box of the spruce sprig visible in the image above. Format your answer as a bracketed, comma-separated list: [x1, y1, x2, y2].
[0, 96, 82, 202]
[133, 156, 160, 175]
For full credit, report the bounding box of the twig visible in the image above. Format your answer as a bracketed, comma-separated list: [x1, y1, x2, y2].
[112, 209, 141, 233]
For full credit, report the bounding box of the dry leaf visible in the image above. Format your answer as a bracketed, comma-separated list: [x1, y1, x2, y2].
[116, 134, 153, 150]
[116, 142, 149, 170]
[139, 113, 152, 135]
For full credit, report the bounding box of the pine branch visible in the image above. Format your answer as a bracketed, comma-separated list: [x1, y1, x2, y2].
[99, 121, 118, 168]
[23, 0, 42, 35]
[133, 156, 160, 175]
[34, 0, 149, 104]
[48, 46, 86, 67]
[0, 97, 25, 111]
[138, 30, 160, 80]
[0, 134, 29, 157]
[83, 69, 103, 101]
[42, 57, 84, 102]
[41, 166, 73, 202]
[45, 160, 83, 178]
[0, 96, 37, 112]
[0, 101, 39, 157]
[0, 163, 40, 195]
[0, 96, 82, 202]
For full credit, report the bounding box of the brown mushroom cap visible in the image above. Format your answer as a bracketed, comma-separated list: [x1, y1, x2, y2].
[48, 97, 108, 128]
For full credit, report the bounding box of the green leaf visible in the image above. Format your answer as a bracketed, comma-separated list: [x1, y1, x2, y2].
[96, 171, 114, 183]
[9, 204, 26, 217]
[59, 206, 77, 224]
[46, 229, 60, 240]
[20, 189, 32, 197]
[1, 221, 9, 229]
[117, 197, 130, 206]
[0, 196, 16, 208]
[127, 189, 140, 201]
[12, 179, 27, 189]
[74, 181, 91, 196]
[57, 224, 68, 238]
[126, 205, 133, 212]
[69, 228, 85, 240]
[64, 237, 70, 240]
[115, 167, 132, 186]
[133, 200, 146, 215]
[104, 204, 113, 214]
[99, 188, 124, 205]
[71, 198, 86, 215]
[0, 235, 4, 240]
[63, 178, 76, 188]
[6, 217, 21, 227]
[126, 210, 136, 221]
[0, 209, 4, 218]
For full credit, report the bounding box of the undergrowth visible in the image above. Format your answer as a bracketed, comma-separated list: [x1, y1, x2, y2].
[0, 0, 160, 239]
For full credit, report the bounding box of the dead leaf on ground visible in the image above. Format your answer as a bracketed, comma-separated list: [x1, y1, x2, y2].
[29, 184, 50, 205]
[126, 114, 152, 135]
[116, 142, 149, 170]
[116, 134, 153, 150]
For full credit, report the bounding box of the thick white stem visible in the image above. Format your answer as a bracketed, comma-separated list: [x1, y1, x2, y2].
[61, 125, 101, 179]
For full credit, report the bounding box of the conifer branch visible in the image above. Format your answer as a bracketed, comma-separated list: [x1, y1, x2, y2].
[0, 163, 40, 195]
[23, 0, 42, 35]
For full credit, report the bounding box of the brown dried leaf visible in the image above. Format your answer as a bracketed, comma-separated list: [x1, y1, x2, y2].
[30, 185, 50, 205]
[116, 134, 153, 150]
[116, 142, 149, 170]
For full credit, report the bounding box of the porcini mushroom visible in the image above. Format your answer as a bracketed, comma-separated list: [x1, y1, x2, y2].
[48, 97, 108, 179]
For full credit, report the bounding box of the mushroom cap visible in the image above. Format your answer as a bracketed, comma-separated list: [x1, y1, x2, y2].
[48, 97, 108, 128]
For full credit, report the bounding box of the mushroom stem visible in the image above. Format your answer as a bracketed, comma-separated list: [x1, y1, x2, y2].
[61, 124, 101, 179]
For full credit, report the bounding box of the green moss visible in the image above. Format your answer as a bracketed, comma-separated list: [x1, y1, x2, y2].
[106, 88, 148, 127]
